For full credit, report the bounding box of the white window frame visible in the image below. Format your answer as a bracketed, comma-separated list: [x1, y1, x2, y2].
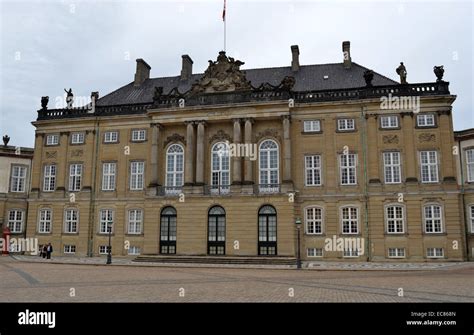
[104, 131, 119, 143]
[385, 204, 405, 234]
[64, 208, 78, 233]
[305, 206, 323, 235]
[466, 149, 474, 182]
[99, 209, 114, 234]
[130, 161, 145, 190]
[427, 247, 444, 258]
[68, 164, 82, 191]
[307, 248, 323, 258]
[341, 206, 359, 234]
[388, 247, 405, 258]
[380, 115, 399, 129]
[46, 134, 59, 146]
[305, 155, 322, 186]
[71, 132, 85, 144]
[131, 129, 146, 142]
[8, 210, 24, 233]
[303, 120, 321, 132]
[211, 142, 230, 194]
[128, 246, 141, 255]
[165, 144, 184, 194]
[43, 165, 56, 192]
[99, 245, 111, 255]
[470, 205, 474, 233]
[10, 165, 27, 192]
[417, 114, 435, 127]
[423, 204, 443, 233]
[343, 248, 359, 258]
[102, 162, 116, 191]
[337, 119, 355, 131]
[128, 209, 143, 234]
[38, 208, 52, 233]
[339, 153, 357, 185]
[420, 151, 439, 183]
[259, 140, 279, 192]
[383, 152, 401, 184]
[64, 245, 76, 254]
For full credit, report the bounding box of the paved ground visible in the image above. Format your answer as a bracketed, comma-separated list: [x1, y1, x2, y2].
[1, 256, 473, 302]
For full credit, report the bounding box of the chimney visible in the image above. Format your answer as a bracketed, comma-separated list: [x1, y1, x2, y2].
[134, 59, 151, 86]
[342, 41, 352, 69]
[291, 45, 300, 72]
[180, 55, 193, 81]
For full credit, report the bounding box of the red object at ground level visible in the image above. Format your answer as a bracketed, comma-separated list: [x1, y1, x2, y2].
[2, 226, 11, 255]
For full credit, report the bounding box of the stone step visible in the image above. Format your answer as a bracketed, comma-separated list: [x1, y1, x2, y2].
[133, 255, 297, 265]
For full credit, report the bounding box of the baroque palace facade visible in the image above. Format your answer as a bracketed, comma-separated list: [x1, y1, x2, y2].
[26, 42, 471, 261]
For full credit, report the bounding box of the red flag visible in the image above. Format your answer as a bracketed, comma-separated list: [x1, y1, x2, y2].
[222, 0, 226, 21]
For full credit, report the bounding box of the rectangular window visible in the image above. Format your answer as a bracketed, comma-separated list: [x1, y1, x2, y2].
[68, 164, 82, 191]
[303, 120, 321, 132]
[99, 209, 114, 234]
[420, 151, 439, 183]
[305, 155, 322, 186]
[46, 134, 59, 146]
[8, 210, 24, 233]
[340, 154, 357, 185]
[102, 163, 116, 191]
[64, 209, 78, 233]
[306, 207, 323, 234]
[424, 205, 443, 233]
[470, 205, 474, 233]
[427, 247, 444, 258]
[64, 245, 76, 254]
[128, 246, 141, 255]
[43, 165, 56, 191]
[417, 114, 435, 127]
[388, 248, 405, 258]
[131, 129, 146, 142]
[341, 207, 358, 234]
[380, 115, 399, 129]
[384, 152, 401, 184]
[128, 209, 143, 234]
[104, 131, 119, 143]
[307, 248, 323, 257]
[10, 165, 27, 192]
[130, 161, 144, 190]
[99, 245, 111, 254]
[38, 209, 52, 233]
[343, 248, 359, 258]
[466, 149, 474, 182]
[386, 205, 404, 233]
[71, 133, 85, 144]
[337, 119, 355, 131]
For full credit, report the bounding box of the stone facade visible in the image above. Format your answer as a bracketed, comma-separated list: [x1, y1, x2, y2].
[26, 47, 468, 261]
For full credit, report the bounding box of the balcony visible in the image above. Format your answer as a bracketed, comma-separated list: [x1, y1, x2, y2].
[254, 184, 281, 194]
[204, 185, 230, 196]
[157, 186, 182, 196]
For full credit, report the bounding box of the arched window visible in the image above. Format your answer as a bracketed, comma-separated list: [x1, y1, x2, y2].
[165, 144, 184, 195]
[208, 206, 226, 255]
[259, 140, 279, 193]
[258, 205, 277, 255]
[160, 206, 177, 254]
[211, 142, 230, 194]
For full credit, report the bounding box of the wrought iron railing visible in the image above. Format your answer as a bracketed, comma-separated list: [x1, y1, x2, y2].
[157, 186, 182, 196]
[254, 184, 281, 194]
[203, 185, 231, 195]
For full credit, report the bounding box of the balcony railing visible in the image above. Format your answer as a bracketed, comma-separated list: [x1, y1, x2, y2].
[204, 185, 231, 196]
[254, 184, 281, 194]
[157, 186, 182, 196]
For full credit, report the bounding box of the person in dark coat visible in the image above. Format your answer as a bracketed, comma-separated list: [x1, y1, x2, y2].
[46, 243, 53, 259]
[42, 245, 47, 258]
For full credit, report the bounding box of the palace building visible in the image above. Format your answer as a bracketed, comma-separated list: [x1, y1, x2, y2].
[26, 42, 470, 261]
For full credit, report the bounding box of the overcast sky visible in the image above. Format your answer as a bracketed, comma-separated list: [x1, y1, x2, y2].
[1, 0, 472, 148]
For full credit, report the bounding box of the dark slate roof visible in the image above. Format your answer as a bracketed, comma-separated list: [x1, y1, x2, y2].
[97, 62, 398, 106]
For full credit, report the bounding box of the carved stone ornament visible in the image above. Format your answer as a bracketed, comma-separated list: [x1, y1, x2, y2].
[383, 135, 399, 144]
[209, 130, 231, 144]
[190, 51, 252, 94]
[71, 149, 83, 157]
[46, 151, 57, 159]
[255, 128, 280, 142]
[163, 133, 185, 147]
[418, 133, 436, 143]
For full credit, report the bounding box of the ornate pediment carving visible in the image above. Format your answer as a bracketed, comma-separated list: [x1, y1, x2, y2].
[418, 133, 436, 143]
[256, 128, 280, 142]
[190, 51, 252, 94]
[209, 130, 231, 144]
[383, 135, 399, 144]
[164, 133, 186, 147]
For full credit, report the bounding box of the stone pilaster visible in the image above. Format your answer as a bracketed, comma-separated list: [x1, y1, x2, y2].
[31, 133, 44, 194]
[195, 121, 206, 185]
[56, 132, 69, 192]
[366, 114, 380, 183]
[184, 121, 195, 186]
[243, 118, 254, 185]
[438, 110, 456, 182]
[281, 115, 292, 183]
[401, 112, 417, 182]
[149, 123, 162, 188]
[232, 118, 242, 185]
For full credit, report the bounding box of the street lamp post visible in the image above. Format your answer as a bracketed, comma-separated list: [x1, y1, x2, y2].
[106, 222, 112, 265]
[295, 217, 302, 269]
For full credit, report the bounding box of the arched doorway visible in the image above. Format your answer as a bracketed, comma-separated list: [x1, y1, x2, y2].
[258, 205, 277, 255]
[208, 206, 226, 255]
[160, 206, 177, 254]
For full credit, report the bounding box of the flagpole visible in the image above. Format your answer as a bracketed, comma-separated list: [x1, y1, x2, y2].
[223, 0, 226, 52]
[224, 17, 226, 52]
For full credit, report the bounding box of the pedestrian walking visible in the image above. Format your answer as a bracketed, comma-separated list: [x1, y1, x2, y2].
[46, 242, 53, 259]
